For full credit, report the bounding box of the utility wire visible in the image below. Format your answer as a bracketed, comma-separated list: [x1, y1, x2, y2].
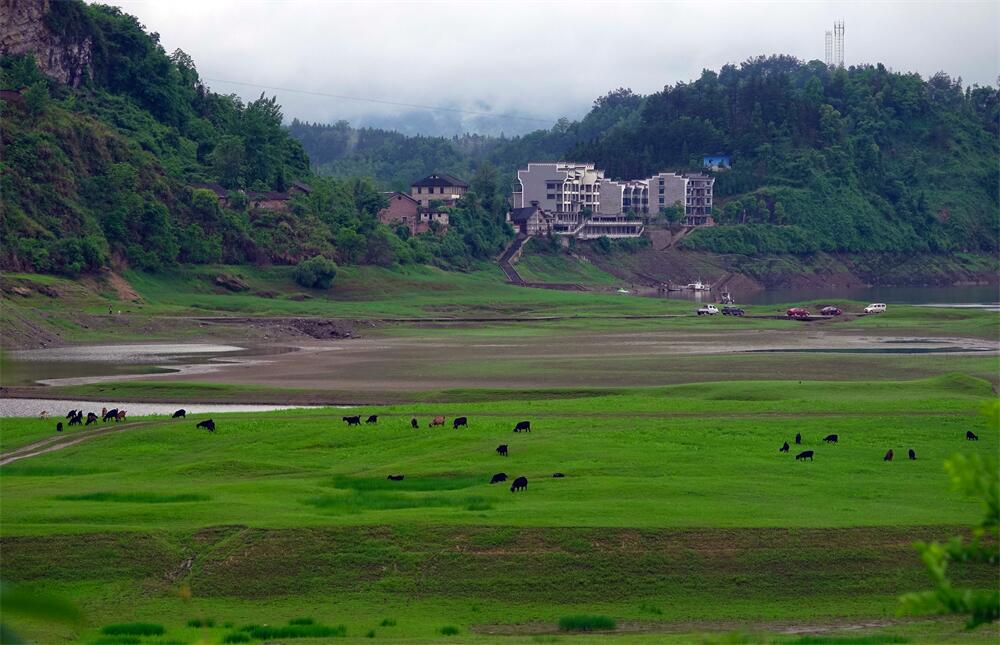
[203, 77, 552, 124]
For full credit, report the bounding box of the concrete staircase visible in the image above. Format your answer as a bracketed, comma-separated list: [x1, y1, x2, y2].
[498, 234, 531, 284]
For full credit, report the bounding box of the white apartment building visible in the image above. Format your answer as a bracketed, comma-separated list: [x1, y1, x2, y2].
[514, 162, 606, 214]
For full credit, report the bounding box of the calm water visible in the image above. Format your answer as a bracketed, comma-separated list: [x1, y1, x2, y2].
[657, 285, 998, 307]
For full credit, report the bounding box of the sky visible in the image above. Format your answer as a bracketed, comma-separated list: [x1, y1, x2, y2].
[105, 0, 999, 136]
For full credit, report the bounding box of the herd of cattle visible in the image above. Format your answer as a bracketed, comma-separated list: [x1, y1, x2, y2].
[778, 430, 979, 462]
[47, 407, 128, 432]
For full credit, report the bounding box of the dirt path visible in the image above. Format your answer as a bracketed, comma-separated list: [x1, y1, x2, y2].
[0, 419, 165, 466]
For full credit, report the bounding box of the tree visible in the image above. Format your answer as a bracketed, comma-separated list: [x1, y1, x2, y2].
[210, 136, 245, 188]
[23, 81, 50, 117]
[293, 255, 338, 289]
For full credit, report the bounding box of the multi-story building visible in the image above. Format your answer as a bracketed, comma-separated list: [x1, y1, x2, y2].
[646, 172, 715, 226]
[513, 162, 606, 214]
[410, 173, 468, 208]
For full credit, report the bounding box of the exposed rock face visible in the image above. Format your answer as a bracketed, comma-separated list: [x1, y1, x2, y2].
[0, 0, 92, 87]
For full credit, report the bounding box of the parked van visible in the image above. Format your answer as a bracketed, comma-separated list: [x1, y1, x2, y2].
[864, 303, 887, 314]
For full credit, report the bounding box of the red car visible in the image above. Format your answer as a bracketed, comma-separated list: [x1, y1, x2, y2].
[820, 306, 842, 316]
[786, 307, 811, 318]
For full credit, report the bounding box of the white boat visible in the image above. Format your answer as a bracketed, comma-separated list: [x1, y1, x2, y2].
[685, 280, 711, 291]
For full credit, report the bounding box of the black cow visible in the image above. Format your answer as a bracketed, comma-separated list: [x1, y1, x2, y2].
[387, 475, 404, 481]
[85, 412, 98, 425]
[908, 448, 917, 460]
[343, 415, 361, 426]
[795, 433, 802, 445]
[68, 412, 83, 426]
[552, 472, 565, 478]
[56, 422, 63, 432]
[366, 415, 378, 424]
[514, 421, 531, 433]
[496, 444, 508, 457]
[103, 408, 118, 423]
[823, 434, 838, 443]
[884, 449, 894, 461]
[795, 450, 814, 461]
[410, 417, 419, 429]
[490, 473, 507, 484]
[196, 419, 216, 432]
[510, 476, 528, 492]
[66, 410, 77, 420]
[172, 409, 186, 418]
[453, 416, 468, 429]
[779, 441, 789, 453]
[966, 431, 979, 441]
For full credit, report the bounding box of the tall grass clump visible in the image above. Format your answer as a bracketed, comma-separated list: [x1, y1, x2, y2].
[100, 623, 165, 636]
[379, 618, 396, 627]
[439, 625, 460, 636]
[246, 624, 346, 639]
[222, 633, 251, 644]
[288, 617, 314, 625]
[89, 637, 140, 645]
[186, 617, 215, 627]
[557, 615, 616, 632]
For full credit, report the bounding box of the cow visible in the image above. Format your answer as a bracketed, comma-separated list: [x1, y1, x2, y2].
[884, 449, 894, 461]
[552, 473, 565, 478]
[966, 431, 979, 441]
[196, 419, 216, 432]
[366, 415, 378, 424]
[68, 412, 83, 426]
[103, 408, 118, 423]
[172, 409, 187, 419]
[490, 473, 507, 484]
[779, 441, 789, 453]
[908, 448, 917, 460]
[39, 410, 49, 420]
[66, 410, 77, 420]
[343, 415, 361, 426]
[795, 433, 802, 445]
[514, 421, 531, 433]
[429, 416, 445, 428]
[823, 434, 838, 443]
[496, 444, 508, 457]
[410, 418, 418, 429]
[453, 416, 468, 429]
[510, 476, 528, 492]
[116, 410, 127, 422]
[85, 412, 98, 425]
[795, 450, 814, 461]
[387, 475, 404, 481]
[56, 422, 63, 432]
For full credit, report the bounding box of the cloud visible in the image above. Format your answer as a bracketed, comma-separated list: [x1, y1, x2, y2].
[105, 0, 999, 134]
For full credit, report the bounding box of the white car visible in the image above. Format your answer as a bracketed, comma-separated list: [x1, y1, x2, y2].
[697, 304, 719, 316]
[864, 303, 887, 314]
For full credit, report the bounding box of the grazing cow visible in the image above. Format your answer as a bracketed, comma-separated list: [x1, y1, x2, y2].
[795, 450, 814, 461]
[453, 416, 468, 429]
[795, 433, 802, 445]
[56, 422, 63, 432]
[514, 420, 531, 433]
[966, 431, 979, 441]
[387, 475, 404, 481]
[884, 449, 894, 462]
[490, 473, 507, 484]
[196, 419, 216, 432]
[552, 473, 565, 478]
[429, 416, 445, 428]
[823, 434, 838, 443]
[68, 412, 83, 426]
[908, 448, 917, 460]
[66, 410, 77, 420]
[366, 415, 378, 424]
[510, 476, 528, 492]
[343, 415, 361, 426]
[39, 410, 49, 420]
[116, 410, 127, 422]
[85, 412, 98, 425]
[103, 408, 118, 423]
[172, 409, 187, 419]
[410, 417, 418, 429]
[779, 441, 789, 453]
[496, 444, 508, 457]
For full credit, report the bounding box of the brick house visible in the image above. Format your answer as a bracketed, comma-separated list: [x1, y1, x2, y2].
[378, 192, 422, 232]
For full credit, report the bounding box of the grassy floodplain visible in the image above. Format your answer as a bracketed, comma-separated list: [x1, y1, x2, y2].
[2, 375, 998, 643]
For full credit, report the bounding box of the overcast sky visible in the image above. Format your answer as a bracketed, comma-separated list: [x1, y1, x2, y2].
[105, 0, 999, 135]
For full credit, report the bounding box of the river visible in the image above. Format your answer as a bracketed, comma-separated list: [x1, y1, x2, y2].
[657, 284, 999, 308]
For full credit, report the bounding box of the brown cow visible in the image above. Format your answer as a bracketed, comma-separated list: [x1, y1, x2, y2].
[884, 449, 894, 461]
[429, 416, 445, 428]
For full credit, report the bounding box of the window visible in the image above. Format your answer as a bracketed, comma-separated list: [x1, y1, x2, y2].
[547, 194, 555, 200]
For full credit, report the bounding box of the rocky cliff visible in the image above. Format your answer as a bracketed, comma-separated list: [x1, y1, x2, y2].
[0, 0, 92, 87]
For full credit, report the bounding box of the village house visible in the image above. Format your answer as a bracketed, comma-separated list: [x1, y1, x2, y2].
[191, 181, 313, 213]
[378, 190, 449, 236]
[410, 173, 468, 208]
[508, 201, 549, 236]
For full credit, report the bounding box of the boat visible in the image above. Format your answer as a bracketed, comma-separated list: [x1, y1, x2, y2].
[684, 280, 711, 291]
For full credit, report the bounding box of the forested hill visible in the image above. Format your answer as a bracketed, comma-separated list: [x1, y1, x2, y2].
[1, 0, 509, 276]
[293, 58, 999, 255]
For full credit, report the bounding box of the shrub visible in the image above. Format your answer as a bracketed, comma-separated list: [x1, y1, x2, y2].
[439, 625, 460, 636]
[89, 637, 140, 645]
[557, 615, 616, 632]
[100, 623, 165, 636]
[379, 618, 396, 627]
[292, 255, 338, 289]
[365, 629, 375, 638]
[187, 617, 215, 627]
[222, 632, 251, 644]
[246, 624, 346, 639]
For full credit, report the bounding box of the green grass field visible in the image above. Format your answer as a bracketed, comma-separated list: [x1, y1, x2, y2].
[2, 376, 997, 643]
